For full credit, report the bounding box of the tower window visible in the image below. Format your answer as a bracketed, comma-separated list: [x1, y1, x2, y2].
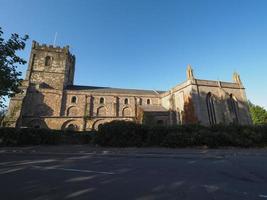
[206, 92, 216, 125]
[147, 99, 151, 105]
[100, 97, 105, 104]
[45, 56, 52, 66]
[139, 98, 142, 105]
[124, 98, 128, 105]
[71, 96, 77, 104]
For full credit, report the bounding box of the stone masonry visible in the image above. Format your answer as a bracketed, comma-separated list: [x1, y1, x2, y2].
[4, 41, 252, 131]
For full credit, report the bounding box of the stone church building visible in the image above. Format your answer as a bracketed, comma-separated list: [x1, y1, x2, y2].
[4, 41, 252, 131]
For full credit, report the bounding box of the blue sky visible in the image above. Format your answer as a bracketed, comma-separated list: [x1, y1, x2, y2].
[1, 0, 267, 108]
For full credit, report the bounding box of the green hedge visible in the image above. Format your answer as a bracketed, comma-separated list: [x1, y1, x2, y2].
[0, 127, 95, 146]
[1, 121, 267, 148]
[96, 121, 267, 148]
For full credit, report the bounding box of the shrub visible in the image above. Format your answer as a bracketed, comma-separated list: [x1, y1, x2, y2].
[95, 121, 267, 148]
[1, 123, 267, 148]
[0, 127, 95, 146]
[96, 120, 147, 147]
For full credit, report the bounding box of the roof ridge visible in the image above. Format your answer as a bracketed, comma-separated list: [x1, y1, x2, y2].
[67, 85, 166, 93]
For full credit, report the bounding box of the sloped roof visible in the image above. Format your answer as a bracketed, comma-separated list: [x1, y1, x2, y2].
[66, 85, 166, 95]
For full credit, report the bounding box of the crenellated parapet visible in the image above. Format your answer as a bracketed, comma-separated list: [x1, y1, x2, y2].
[31, 41, 75, 62]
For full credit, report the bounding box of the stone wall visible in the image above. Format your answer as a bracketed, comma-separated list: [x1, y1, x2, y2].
[25, 41, 75, 90]
[4, 40, 252, 130]
[160, 78, 252, 126]
[192, 80, 252, 125]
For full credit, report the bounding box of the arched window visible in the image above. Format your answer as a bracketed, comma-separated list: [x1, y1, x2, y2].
[147, 99, 151, 105]
[122, 107, 131, 117]
[67, 106, 78, 116]
[99, 97, 105, 104]
[45, 56, 52, 66]
[71, 96, 77, 104]
[206, 92, 216, 125]
[228, 94, 239, 124]
[97, 106, 106, 116]
[124, 98, 128, 105]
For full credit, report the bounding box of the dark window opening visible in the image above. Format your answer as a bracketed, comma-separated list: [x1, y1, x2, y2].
[124, 98, 128, 105]
[228, 94, 239, 124]
[45, 56, 52, 66]
[100, 97, 105, 104]
[66, 124, 77, 131]
[206, 92, 217, 125]
[147, 99, 151, 105]
[71, 96, 77, 104]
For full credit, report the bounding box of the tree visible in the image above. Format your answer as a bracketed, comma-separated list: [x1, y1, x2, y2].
[248, 101, 267, 125]
[0, 27, 29, 108]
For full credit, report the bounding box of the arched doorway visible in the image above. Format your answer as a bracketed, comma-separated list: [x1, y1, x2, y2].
[62, 120, 80, 131]
[65, 124, 78, 131]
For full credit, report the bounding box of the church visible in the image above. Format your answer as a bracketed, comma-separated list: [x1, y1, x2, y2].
[4, 41, 252, 131]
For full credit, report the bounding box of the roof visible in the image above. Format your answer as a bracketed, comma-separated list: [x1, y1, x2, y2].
[140, 105, 168, 112]
[66, 85, 166, 95]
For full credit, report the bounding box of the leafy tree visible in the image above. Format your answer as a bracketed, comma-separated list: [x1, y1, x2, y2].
[0, 27, 29, 108]
[248, 101, 267, 125]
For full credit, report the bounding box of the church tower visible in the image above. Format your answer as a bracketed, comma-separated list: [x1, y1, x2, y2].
[4, 41, 75, 127]
[25, 41, 75, 90]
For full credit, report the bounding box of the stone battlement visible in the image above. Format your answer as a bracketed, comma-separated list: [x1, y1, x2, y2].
[32, 40, 70, 53]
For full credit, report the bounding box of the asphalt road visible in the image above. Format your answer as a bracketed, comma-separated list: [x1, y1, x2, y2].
[0, 146, 267, 200]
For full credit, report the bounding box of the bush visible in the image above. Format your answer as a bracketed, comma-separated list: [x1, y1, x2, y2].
[95, 121, 267, 148]
[0, 127, 95, 146]
[96, 121, 147, 147]
[1, 122, 267, 148]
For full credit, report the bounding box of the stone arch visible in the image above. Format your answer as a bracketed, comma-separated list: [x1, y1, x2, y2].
[61, 120, 80, 131]
[92, 118, 134, 130]
[67, 106, 79, 116]
[122, 107, 132, 117]
[92, 119, 111, 130]
[97, 106, 107, 117]
[27, 119, 48, 129]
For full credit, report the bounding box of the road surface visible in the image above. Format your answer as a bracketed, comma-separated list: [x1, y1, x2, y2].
[0, 146, 267, 200]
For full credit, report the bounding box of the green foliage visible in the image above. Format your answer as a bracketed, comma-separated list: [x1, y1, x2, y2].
[249, 101, 267, 125]
[1, 121, 267, 148]
[0, 128, 95, 146]
[96, 121, 147, 147]
[95, 121, 267, 148]
[0, 27, 29, 108]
